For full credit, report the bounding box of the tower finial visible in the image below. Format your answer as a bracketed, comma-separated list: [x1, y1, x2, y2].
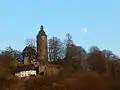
[40, 25, 44, 30]
[38, 25, 47, 36]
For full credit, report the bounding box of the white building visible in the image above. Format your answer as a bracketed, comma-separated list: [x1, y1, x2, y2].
[13, 64, 37, 78]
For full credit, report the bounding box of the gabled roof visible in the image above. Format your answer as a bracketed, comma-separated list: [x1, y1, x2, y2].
[13, 64, 36, 73]
[22, 46, 38, 58]
[23, 46, 36, 54]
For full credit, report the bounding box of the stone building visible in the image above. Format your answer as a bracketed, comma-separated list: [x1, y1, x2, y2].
[37, 25, 48, 61]
[13, 64, 37, 78]
[22, 46, 38, 65]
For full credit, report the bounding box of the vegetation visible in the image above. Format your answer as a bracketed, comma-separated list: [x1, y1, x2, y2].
[1, 33, 120, 90]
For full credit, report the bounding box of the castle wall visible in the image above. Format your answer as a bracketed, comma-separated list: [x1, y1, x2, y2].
[44, 65, 62, 75]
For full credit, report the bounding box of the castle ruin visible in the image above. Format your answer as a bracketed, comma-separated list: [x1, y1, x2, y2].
[13, 25, 62, 77]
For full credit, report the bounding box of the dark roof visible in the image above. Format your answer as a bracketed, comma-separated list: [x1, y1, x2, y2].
[38, 25, 47, 36]
[13, 64, 36, 73]
[22, 46, 37, 58]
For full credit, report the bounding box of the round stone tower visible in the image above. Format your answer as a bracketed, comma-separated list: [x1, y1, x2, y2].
[37, 25, 48, 61]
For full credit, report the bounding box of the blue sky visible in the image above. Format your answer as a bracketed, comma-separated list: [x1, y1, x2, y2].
[0, 0, 120, 56]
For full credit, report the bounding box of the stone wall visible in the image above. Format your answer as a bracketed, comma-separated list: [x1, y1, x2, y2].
[44, 64, 62, 75]
[24, 57, 31, 65]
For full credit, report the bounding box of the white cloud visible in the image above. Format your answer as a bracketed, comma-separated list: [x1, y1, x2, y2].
[82, 28, 88, 33]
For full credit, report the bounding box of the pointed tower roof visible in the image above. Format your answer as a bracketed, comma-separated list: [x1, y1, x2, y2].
[38, 25, 47, 36]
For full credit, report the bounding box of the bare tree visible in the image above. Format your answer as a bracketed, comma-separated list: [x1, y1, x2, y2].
[89, 46, 100, 53]
[64, 33, 87, 70]
[48, 37, 64, 62]
[87, 49, 107, 73]
[64, 33, 73, 58]
[2, 46, 21, 60]
[25, 38, 36, 49]
[65, 33, 74, 46]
